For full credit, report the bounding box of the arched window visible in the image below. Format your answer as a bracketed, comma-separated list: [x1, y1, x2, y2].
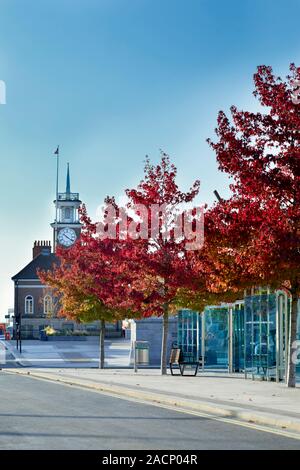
[25, 295, 34, 315]
[44, 295, 53, 316]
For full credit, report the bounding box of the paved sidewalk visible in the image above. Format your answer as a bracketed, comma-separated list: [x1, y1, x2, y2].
[1, 339, 131, 368]
[5, 367, 300, 437]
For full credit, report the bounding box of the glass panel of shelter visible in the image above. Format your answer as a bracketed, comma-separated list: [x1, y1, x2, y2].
[178, 307, 239, 373]
[178, 307, 230, 371]
[177, 310, 200, 362]
[244, 288, 287, 381]
[204, 306, 229, 369]
[232, 302, 244, 372]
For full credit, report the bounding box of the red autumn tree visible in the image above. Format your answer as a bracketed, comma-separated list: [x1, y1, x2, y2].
[208, 64, 300, 387]
[125, 153, 201, 374]
[39, 204, 138, 369]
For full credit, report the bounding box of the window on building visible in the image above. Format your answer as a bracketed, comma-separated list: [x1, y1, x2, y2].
[63, 207, 72, 221]
[44, 295, 53, 316]
[25, 295, 34, 315]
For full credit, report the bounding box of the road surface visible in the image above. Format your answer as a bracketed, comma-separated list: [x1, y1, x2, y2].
[0, 372, 299, 450]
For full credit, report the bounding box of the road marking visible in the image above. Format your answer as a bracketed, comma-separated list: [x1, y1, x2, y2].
[5, 370, 300, 442]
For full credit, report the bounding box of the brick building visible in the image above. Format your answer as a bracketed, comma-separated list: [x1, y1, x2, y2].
[12, 165, 121, 339]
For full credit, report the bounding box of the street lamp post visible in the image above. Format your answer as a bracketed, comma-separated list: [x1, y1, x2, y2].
[15, 280, 22, 354]
[213, 190, 222, 202]
[19, 297, 22, 354]
[15, 280, 19, 350]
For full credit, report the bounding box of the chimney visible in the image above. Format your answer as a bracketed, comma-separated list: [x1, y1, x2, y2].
[33, 241, 51, 259]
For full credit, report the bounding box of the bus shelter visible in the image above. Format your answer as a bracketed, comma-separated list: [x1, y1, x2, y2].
[177, 289, 298, 382]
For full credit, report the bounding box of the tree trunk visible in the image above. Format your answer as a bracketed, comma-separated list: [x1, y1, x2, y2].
[99, 319, 105, 369]
[161, 304, 169, 375]
[286, 289, 299, 387]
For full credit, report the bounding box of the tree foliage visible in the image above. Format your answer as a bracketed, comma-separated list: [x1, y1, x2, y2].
[207, 64, 300, 386]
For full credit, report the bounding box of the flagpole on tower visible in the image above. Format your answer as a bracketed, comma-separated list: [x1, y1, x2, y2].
[54, 145, 60, 252]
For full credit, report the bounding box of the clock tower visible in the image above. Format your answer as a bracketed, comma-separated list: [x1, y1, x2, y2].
[51, 163, 82, 251]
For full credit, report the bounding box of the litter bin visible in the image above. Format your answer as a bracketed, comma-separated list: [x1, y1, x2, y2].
[135, 341, 150, 365]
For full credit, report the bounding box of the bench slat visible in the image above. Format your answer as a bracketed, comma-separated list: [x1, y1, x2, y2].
[169, 348, 181, 364]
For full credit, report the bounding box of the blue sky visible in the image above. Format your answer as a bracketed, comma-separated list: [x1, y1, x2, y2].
[1, 0, 300, 318]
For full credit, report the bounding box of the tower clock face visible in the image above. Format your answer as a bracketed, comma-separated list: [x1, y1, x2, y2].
[58, 228, 77, 247]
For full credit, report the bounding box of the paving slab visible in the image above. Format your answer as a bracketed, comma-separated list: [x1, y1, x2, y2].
[1, 339, 131, 368]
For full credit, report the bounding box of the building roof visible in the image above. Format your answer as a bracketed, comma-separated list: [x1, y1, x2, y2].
[12, 253, 58, 281]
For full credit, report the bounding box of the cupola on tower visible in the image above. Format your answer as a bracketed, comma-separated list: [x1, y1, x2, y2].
[51, 163, 82, 250]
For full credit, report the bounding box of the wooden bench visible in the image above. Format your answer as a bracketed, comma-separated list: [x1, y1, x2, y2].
[169, 348, 204, 376]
